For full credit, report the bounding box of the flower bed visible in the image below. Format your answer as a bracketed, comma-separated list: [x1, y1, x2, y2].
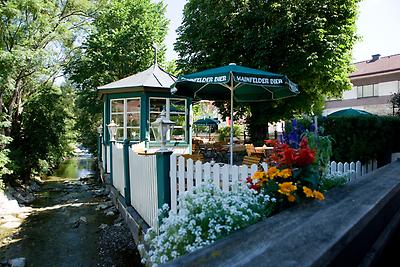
[140, 130, 350, 266]
[138, 183, 275, 265]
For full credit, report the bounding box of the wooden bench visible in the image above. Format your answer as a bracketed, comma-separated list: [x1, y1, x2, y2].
[242, 156, 261, 167]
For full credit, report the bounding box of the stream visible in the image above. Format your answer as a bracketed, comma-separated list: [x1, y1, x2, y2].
[0, 154, 141, 267]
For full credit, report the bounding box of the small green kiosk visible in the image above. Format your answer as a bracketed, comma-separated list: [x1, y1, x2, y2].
[97, 63, 192, 172]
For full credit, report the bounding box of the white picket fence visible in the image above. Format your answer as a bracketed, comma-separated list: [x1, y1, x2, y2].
[128, 149, 158, 229]
[169, 155, 378, 213]
[112, 143, 125, 197]
[169, 154, 268, 213]
[328, 160, 377, 181]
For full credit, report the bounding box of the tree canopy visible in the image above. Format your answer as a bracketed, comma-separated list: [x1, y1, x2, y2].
[0, 0, 92, 180]
[66, 0, 169, 151]
[175, 0, 359, 143]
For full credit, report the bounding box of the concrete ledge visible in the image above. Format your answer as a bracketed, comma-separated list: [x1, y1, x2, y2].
[108, 184, 150, 244]
[163, 160, 400, 267]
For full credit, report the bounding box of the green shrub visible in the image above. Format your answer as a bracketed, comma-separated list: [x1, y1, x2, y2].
[321, 116, 400, 164]
[217, 126, 242, 142]
[287, 116, 400, 165]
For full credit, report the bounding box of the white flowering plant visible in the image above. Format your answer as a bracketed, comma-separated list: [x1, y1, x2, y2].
[320, 170, 352, 191]
[138, 182, 275, 265]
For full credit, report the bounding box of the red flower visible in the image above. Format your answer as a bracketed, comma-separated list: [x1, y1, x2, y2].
[281, 145, 296, 166]
[295, 147, 315, 166]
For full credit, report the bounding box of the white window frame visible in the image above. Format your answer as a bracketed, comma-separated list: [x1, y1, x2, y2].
[110, 97, 141, 141]
[357, 84, 379, 98]
[149, 97, 187, 142]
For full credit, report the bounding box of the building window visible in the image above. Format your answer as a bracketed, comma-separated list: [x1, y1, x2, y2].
[110, 98, 140, 141]
[149, 97, 186, 142]
[357, 84, 379, 98]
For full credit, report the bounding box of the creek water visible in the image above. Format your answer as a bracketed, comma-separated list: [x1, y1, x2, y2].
[0, 154, 123, 266]
[53, 153, 95, 179]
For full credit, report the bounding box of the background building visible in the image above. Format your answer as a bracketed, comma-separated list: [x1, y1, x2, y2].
[325, 54, 400, 115]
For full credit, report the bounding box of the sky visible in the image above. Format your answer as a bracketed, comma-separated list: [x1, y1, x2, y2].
[161, 0, 400, 63]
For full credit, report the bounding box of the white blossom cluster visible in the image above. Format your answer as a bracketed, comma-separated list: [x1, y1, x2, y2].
[325, 170, 354, 182]
[138, 182, 274, 266]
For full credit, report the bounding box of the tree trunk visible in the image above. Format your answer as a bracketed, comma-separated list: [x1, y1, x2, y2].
[247, 104, 268, 146]
[5, 78, 23, 136]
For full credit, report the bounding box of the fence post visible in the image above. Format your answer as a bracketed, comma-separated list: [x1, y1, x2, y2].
[123, 139, 131, 206]
[156, 150, 173, 210]
[104, 141, 108, 173]
[109, 141, 114, 184]
[98, 134, 102, 163]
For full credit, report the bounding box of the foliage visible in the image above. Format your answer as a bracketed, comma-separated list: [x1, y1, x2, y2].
[0, 0, 92, 124]
[321, 116, 400, 164]
[283, 118, 332, 177]
[8, 85, 76, 180]
[247, 136, 325, 210]
[192, 101, 219, 121]
[161, 60, 182, 77]
[175, 0, 359, 143]
[73, 89, 103, 153]
[0, 116, 12, 179]
[288, 115, 400, 165]
[66, 0, 169, 152]
[139, 182, 274, 265]
[217, 126, 242, 142]
[320, 172, 350, 191]
[303, 131, 332, 177]
[0, 0, 92, 181]
[390, 92, 400, 116]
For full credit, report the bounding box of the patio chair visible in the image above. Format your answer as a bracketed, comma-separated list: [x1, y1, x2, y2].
[245, 144, 264, 157]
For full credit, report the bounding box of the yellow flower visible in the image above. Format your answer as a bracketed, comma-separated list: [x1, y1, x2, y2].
[252, 171, 265, 180]
[267, 166, 280, 179]
[303, 186, 314, 198]
[279, 168, 292, 179]
[278, 182, 297, 195]
[287, 194, 296, 202]
[313, 190, 325, 200]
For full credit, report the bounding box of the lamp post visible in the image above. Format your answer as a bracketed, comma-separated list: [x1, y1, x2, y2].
[107, 120, 118, 184]
[152, 110, 175, 211]
[151, 110, 175, 151]
[107, 120, 118, 142]
[97, 125, 103, 163]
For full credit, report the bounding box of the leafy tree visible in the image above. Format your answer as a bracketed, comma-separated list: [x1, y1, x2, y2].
[0, 0, 92, 181]
[0, 116, 12, 179]
[390, 92, 400, 116]
[175, 0, 359, 144]
[0, 0, 92, 132]
[8, 85, 76, 181]
[66, 0, 169, 152]
[161, 60, 182, 77]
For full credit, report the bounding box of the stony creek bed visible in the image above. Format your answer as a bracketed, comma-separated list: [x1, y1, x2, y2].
[0, 156, 142, 267]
